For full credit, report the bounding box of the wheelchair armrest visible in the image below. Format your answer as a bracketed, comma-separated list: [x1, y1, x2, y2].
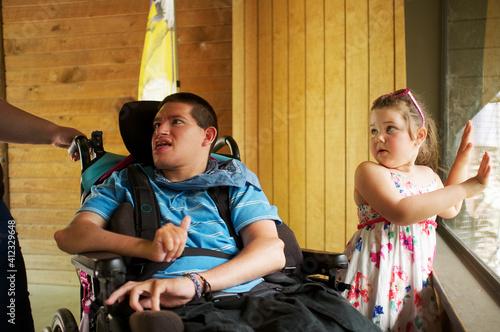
[71, 252, 126, 285]
[301, 249, 348, 276]
[301, 249, 351, 291]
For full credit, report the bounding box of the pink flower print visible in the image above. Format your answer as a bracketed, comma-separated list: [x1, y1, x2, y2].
[426, 257, 433, 273]
[406, 321, 415, 332]
[389, 266, 409, 312]
[414, 289, 423, 308]
[347, 272, 372, 306]
[420, 222, 431, 235]
[370, 251, 380, 269]
[370, 241, 386, 269]
[400, 232, 416, 262]
[387, 242, 393, 252]
[400, 233, 414, 252]
[392, 266, 408, 283]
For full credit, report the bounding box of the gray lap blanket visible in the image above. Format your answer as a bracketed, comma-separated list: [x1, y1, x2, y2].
[171, 282, 381, 332]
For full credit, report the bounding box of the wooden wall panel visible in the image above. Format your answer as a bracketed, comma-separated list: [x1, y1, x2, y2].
[2, 0, 149, 286]
[232, 0, 245, 152]
[243, 0, 259, 173]
[272, 0, 289, 225]
[325, 0, 346, 252]
[233, 0, 406, 251]
[257, 0, 273, 197]
[395, 1, 407, 90]
[176, 0, 233, 138]
[2, 0, 234, 286]
[2, 0, 406, 284]
[345, 0, 370, 244]
[287, 0, 307, 246]
[305, 0, 326, 249]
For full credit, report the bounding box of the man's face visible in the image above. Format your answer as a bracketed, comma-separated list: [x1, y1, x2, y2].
[151, 102, 211, 179]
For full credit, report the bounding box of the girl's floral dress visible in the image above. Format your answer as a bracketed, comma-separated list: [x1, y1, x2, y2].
[338, 171, 441, 332]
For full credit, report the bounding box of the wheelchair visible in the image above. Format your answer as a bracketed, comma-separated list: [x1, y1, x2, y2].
[43, 100, 351, 332]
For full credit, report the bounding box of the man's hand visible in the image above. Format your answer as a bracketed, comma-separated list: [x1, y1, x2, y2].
[149, 216, 191, 262]
[105, 277, 196, 311]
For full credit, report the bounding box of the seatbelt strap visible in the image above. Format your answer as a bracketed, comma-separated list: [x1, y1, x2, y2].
[127, 165, 161, 241]
[207, 186, 244, 250]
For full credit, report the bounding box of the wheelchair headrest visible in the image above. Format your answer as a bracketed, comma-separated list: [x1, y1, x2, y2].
[119, 100, 161, 166]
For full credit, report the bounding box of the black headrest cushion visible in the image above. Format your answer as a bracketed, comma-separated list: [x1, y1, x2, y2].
[119, 100, 161, 166]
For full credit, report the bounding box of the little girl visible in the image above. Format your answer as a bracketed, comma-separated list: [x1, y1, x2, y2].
[338, 89, 491, 332]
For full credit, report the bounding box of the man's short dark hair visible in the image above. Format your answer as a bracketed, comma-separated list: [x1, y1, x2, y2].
[158, 92, 219, 149]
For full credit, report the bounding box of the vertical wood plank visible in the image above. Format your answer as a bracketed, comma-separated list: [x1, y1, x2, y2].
[395, 0, 407, 89]
[368, 0, 396, 164]
[243, 0, 259, 172]
[369, 0, 395, 100]
[232, 0, 245, 152]
[272, 0, 289, 224]
[305, 0, 325, 250]
[288, 0, 307, 246]
[257, 0, 273, 196]
[325, 0, 346, 252]
[0, 3, 8, 208]
[345, 0, 370, 243]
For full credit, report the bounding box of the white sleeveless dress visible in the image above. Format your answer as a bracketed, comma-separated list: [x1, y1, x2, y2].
[338, 171, 441, 332]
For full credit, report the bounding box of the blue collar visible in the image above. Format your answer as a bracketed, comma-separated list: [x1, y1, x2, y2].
[151, 159, 262, 191]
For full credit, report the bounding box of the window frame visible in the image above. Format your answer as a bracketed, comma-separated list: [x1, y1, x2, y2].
[439, 0, 500, 301]
[437, 219, 500, 298]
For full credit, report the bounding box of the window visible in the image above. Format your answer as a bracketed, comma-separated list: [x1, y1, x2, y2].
[442, 0, 500, 288]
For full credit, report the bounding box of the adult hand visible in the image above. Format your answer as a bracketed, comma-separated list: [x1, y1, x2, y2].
[105, 277, 196, 311]
[52, 126, 85, 149]
[149, 216, 191, 262]
[52, 126, 85, 161]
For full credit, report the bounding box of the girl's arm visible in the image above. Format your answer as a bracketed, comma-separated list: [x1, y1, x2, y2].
[439, 120, 474, 217]
[355, 155, 490, 226]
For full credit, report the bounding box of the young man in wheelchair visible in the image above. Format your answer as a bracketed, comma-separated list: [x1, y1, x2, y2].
[55, 92, 379, 331]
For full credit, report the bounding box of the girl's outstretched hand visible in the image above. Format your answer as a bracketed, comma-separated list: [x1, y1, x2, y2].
[454, 120, 474, 168]
[465, 151, 491, 198]
[476, 151, 491, 186]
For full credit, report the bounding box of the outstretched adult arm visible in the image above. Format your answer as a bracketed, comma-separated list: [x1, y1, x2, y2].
[0, 99, 83, 150]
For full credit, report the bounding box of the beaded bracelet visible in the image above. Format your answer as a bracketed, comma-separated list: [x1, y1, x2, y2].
[183, 272, 202, 299]
[194, 273, 212, 298]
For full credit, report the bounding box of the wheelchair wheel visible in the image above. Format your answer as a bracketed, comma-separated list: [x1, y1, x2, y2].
[51, 308, 79, 332]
